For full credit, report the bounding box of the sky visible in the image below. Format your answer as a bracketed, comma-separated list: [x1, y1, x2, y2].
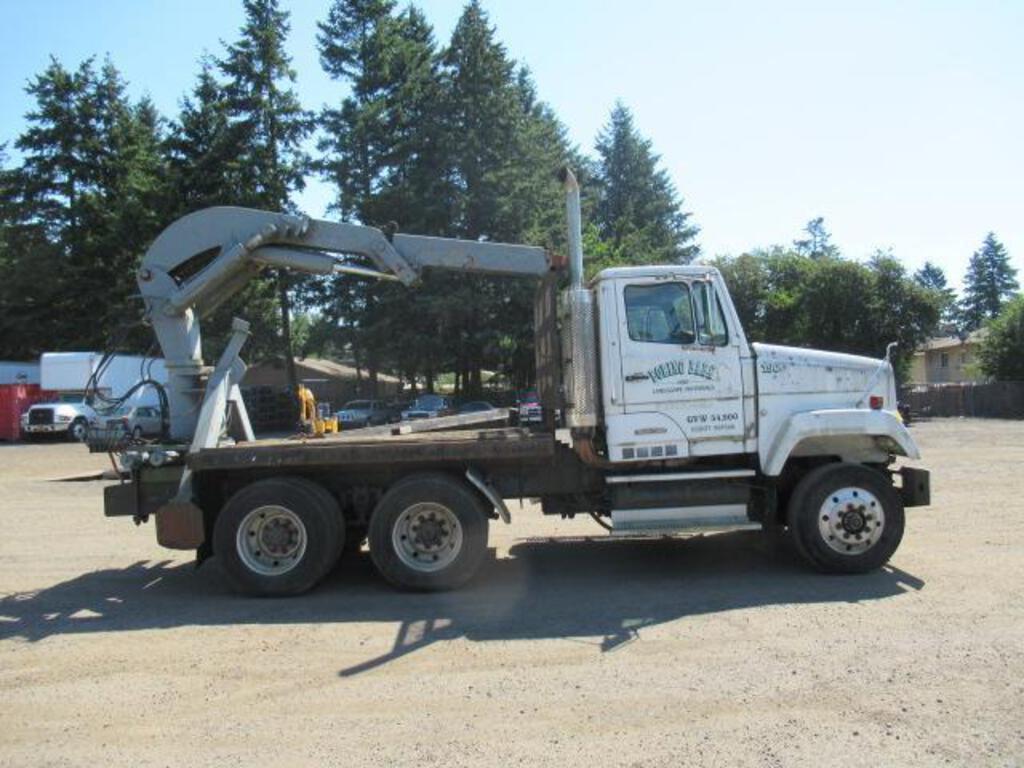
[2, 0, 1022, 291]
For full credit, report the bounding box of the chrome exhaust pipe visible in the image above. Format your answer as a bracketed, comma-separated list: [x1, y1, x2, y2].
[560, 167, 584, 289]
[557, 166, 599, 430]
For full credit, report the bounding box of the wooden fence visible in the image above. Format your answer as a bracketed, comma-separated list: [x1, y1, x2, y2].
[901, 382, 1024, 419]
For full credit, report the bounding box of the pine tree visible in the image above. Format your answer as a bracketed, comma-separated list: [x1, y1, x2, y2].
[316, 0, 448, 393]
[165, 60, 236, 213]
[434, 1, 571, 393]
[218, 0, 310, 211]
[913, 261, 957, 325]
[217, 0, 312, 391]
[2, 57, 167, 357]
[960, 233, 1019, 331]
[793, 217, 840, 259]
[594, 101, 699, 265]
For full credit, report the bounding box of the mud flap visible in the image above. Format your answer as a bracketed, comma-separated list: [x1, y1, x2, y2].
[104, 483, 139, 517]
[155, 501, 206, 549]
[899, 466, 931, 508]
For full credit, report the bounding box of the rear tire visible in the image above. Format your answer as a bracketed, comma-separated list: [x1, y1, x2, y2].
[787, 463, 904, 574]
[369, 473, 489, 591]
[213, 477, 343, 596]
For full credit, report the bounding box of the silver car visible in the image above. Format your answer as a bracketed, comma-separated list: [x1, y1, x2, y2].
[335, 400, 399, 429]
[401, 394, 453, 421]
[99, 405, 163, 439]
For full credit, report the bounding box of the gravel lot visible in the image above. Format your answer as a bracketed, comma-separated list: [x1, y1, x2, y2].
[1, 419, 1022, 767]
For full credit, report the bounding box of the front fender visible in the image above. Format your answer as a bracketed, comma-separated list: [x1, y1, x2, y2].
[761, 409, 920, 476]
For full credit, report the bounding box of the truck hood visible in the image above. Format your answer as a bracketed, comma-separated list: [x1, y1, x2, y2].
[753, 343, 895, 405]
[30, 401, 97, 417]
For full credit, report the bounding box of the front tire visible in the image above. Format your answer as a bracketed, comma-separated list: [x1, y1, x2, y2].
[68, 418, 88, 442]
[213, 477, 344, 596]
[369, 473, 489, 591]
[787, 463, 904, 574]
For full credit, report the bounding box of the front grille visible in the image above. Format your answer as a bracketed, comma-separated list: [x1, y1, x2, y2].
[28, 408, 53, 425]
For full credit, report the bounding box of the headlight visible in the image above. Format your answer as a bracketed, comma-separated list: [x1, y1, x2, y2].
[56, 414, 73, 422]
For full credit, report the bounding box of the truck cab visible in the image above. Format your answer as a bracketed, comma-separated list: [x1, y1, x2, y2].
[590, 265, 913, 474]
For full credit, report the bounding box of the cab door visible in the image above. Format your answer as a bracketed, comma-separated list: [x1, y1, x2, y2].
[616, 276, 746, 454]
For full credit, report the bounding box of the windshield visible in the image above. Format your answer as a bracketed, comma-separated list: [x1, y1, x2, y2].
[342, 400, 372, 410]
[413, 395, 445, 409]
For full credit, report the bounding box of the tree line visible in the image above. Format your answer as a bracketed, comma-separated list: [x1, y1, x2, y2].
[0, 0, 693, 396]
[714, 221, 1019, 378]
[0, 0, 1018, 391]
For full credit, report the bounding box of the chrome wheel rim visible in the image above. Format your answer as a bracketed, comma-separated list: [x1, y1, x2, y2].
[71, 421, 87, 440]
[818, 487, 885, 555]
[392, 502, 462, 572]
[236, 505, 307, 576]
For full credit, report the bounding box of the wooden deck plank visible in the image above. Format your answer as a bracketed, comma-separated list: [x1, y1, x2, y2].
[188, 428, 555, 471]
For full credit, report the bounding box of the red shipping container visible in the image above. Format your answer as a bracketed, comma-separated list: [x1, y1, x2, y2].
[0, 384, 58, 441]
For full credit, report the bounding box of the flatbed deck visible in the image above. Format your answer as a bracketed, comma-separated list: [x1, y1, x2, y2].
[188, 428, 556, 472]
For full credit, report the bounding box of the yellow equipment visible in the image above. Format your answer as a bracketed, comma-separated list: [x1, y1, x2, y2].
[297, 384, 339, 437]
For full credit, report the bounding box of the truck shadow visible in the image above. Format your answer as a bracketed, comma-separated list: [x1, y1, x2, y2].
[0, 532, 924, 675]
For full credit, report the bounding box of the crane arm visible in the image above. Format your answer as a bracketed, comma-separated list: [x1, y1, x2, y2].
[135, 206, 555, 442]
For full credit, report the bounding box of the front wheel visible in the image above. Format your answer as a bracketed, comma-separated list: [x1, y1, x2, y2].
[68, 419, 88, 442]
[369, 473, 489, 591]
[213, 477, 344, 596]
[787, 463, 904, 574]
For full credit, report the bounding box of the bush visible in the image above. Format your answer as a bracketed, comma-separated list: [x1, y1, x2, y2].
[978, 296, 1024, 381]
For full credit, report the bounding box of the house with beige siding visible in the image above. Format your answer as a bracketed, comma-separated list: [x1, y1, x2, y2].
[908, 330, 987, 384]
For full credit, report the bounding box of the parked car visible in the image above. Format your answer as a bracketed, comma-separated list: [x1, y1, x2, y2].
[401, 394, 454, 420]
[96, 404, 163, 439]
[517, 390, 543, 424]
[20, 395, 97, 442]
[335, 399, 399, 429]
[457, 400, 496, 414]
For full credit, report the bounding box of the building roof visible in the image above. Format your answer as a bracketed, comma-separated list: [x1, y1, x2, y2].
[914, 329, 987, 354]
[249, 356, 400, 384]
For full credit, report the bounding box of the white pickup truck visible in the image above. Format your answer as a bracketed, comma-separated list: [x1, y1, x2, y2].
[22, 395, 96, 441]
[102, 172, 930, 596]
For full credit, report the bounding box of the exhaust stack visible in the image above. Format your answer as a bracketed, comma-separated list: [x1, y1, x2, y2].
[561, 167, 585, 289]
[558, 167, 599, 430]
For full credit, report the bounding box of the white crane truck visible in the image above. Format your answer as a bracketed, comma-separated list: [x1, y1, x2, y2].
[101, 170, 930, 596]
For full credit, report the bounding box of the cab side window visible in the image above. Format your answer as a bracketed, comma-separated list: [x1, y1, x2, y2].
[692, 281, 729, 346]
[624, 283, 696, 345]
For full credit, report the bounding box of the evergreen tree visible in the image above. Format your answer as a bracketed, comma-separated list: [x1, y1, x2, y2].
[594, 101, 699, 264]
[218, 0, 310, 210]
[315, 0, 448, 393]
[217, 0, 312, 389]
[793, 217, 840, 259]
[913, 261, 957, 325]
[165, 60, 236, 213]
[960, 233, 1019, 331]
[314, 0, 572, 394]
[434, 1, 570, 393]
[1, 57, 167, 357]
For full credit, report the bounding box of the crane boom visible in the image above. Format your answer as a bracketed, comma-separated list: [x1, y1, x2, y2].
[136, 206, 555, 443]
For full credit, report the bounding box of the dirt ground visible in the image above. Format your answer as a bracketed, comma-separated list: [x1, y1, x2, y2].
[1, 419, 1022, 767]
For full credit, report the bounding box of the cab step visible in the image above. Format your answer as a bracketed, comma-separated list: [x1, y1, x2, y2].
[610, 503, 760, 536]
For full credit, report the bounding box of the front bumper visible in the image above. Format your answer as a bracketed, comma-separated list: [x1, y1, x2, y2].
[898, 466, 930, 507]
[23, 423, 69, 433]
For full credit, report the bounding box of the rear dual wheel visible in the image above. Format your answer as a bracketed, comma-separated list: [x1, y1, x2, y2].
[369, 473, 490, 591]
[214, 477, 344, 596]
